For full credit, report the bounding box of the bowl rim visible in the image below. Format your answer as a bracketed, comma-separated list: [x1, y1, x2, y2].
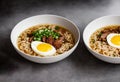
[10, 14, 80, 59]
[83, 15, 120, 59]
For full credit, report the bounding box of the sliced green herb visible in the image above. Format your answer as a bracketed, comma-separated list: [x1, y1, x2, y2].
[98, 32, 102, 37]
[55, 26, 60, 30]
[32, 28, 60, 41]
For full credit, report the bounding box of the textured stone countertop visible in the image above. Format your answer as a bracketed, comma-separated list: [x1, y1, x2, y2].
[0, 0, 120, 82]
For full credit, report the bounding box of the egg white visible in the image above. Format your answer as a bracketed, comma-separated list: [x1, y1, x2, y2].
[31, 41, 56, 57]
[107, 33, 120, 48]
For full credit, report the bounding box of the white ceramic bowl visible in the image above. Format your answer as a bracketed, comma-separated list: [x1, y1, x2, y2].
[11, 14, 80, 64]
[83, 15, 120, 64]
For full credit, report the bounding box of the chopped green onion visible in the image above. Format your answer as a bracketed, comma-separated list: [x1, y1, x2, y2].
[55, 26, 59, 30]
[32, 28, 60, 41]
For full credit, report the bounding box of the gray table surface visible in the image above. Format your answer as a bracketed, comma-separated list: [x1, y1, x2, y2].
[1, 0, 120, 82]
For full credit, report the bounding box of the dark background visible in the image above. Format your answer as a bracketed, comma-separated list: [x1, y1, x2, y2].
[0, 0, 120, 82]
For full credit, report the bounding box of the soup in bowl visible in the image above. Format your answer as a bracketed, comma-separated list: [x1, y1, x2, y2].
[11, 15, 80, 63]
[83, 15, 120, 64]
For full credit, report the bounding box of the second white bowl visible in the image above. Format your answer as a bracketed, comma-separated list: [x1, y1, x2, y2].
[83, 15, 120, 64]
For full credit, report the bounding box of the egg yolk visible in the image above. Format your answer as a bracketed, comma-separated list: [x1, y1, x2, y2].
[111, 35, 120, 46]
[37, 43, 52, 52]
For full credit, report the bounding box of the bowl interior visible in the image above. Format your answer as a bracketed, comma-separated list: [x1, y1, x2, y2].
[11, 15, 79, 51]
[83, 16, 120, 48]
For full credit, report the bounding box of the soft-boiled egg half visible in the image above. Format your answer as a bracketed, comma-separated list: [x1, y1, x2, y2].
[31, 41, 56, 57]
[107, 33, 120, 48]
